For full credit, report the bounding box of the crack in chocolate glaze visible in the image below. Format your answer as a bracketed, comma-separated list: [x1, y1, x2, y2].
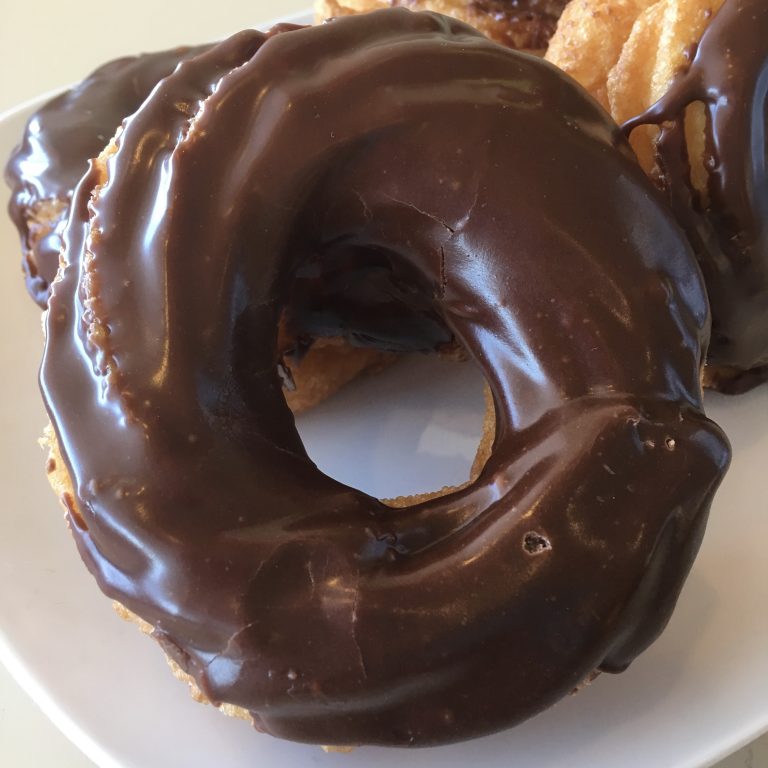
[41, 10, 728, 747]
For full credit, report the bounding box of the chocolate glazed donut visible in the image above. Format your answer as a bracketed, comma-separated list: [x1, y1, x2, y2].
[5, 45, 208, 306]
[623, 0, 768, 394]
[42, 10, 729, 746]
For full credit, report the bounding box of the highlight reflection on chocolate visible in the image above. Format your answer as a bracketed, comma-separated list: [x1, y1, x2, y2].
[40, 10, 728, 746]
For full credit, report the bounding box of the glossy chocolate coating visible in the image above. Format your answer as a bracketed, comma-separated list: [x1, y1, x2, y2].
[623, 0, 768, 393]
[41, 10, 729, 746]
[5, 45, 208, 305]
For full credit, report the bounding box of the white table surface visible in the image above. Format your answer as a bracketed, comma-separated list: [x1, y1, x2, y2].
[0, 1, 766, 766]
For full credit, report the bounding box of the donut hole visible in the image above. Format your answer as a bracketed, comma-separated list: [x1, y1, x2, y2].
[294, 352, 488, 500]
[282, 240, 489, 500]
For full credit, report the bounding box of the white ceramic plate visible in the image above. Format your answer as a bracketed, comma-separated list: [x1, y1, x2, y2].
[1, 15, 767, 768]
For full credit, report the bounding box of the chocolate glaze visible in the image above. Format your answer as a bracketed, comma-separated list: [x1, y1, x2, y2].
[4, 44, 208, 305]
[623, 0, 768, 393]
[41, 10, 729, 746]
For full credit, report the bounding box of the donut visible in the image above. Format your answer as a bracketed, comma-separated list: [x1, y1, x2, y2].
[4, 43, 392, 411]
[5, 46, 208, 307]
[315, 0, 569, 50]
[547, 0, 768, 393]
[41, 10, 729, 747]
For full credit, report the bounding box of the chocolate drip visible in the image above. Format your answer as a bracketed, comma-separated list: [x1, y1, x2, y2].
[623, 0, 768, 393]
[4, 44, 208, 305]
[41, 11, 728, 746]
